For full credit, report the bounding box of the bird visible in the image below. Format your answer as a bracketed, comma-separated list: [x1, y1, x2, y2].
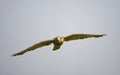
[12, 33, 106, 56]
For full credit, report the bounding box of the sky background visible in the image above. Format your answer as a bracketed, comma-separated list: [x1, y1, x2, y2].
[0, 0, 120, 75]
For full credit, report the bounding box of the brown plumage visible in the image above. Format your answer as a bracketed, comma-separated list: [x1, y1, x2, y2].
[12, 33, 106, 56]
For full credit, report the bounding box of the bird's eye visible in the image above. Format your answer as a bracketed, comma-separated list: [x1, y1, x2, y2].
[57, 37, 60, 40]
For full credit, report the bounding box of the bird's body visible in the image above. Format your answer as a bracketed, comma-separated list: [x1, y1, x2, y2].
[12, 33, 106, 56]
[53, 36, 64, 50]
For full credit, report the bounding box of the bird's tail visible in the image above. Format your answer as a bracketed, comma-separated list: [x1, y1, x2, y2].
[53, 45, 61, 51]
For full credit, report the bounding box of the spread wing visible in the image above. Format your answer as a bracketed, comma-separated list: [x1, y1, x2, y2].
[64, 33, 106, 42]
[12, 39, 53, 56]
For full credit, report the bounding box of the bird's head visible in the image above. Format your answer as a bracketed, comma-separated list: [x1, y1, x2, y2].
[55, 36, 64, 44]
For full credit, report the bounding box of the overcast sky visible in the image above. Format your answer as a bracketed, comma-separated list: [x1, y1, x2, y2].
[0, 0, 120, 75]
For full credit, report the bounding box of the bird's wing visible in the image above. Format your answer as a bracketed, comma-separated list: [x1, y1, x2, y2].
[12, 39, 54, 56]
[64, 33, 106, 42]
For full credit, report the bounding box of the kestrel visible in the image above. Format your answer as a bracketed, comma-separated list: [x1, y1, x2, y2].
[12, 33, 106, 56]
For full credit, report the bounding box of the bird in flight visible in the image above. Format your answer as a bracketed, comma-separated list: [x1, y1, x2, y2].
[12, 33, 106, 56]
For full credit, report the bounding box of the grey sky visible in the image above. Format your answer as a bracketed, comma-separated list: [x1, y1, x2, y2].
[0, 0, 120, 75]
